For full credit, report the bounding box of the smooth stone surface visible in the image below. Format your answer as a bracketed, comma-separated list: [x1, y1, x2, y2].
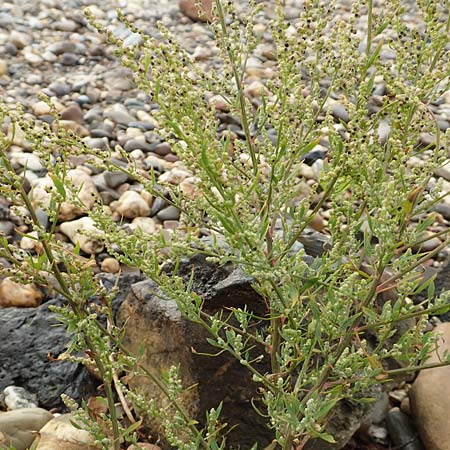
[409, 323, 450, 450]
[0, 408, 53, 450]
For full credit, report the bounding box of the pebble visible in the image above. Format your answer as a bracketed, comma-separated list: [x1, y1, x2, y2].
[157, 205, 180, 221]
[178, 0, 212, 22]
[115, 190, 151, 219]
[104, 170, 129, 188]
[130, 217, 157, 234]
[60, 104, 84, 123]
[0, 278, 43, 308]
[100, 257, 120, 273]
[59, 217, 105, 254]
[52, 19, 78, 32]
[3, 386, 38, 410]
[126, 444, 162, 450]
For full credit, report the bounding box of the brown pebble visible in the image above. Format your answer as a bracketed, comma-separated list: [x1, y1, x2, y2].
[164, 154, 179, 162]
[178, 0, 212, 22]
[101, 257, 120, 273]
[60, 104, 84, 124]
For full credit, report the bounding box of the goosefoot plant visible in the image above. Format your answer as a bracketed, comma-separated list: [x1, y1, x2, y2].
[1, 0, 450, 449]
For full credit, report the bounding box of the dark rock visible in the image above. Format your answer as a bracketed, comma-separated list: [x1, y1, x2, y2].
[150, 197, 167, 216]
[47, 41, 77, 56]
[302, 149, 327, 165]
[0, 273, 142, 410]
[124, 139, 153, 152]
[117, 257, 271, 449]
[386, 408, 425, 450]
[0, 298, 97, 410]
[128, 121, 156, 131]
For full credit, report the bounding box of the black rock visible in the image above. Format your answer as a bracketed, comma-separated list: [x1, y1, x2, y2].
[0, 273, 143, 410]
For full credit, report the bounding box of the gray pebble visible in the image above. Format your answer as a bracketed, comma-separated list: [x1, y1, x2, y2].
[47, 41, 77, 55]
[150, 197, 167, 216]
[104, 171, 128, 188]
[124, 139, 153, 152]
[60, 53, 79, 66]
[157, 205, 180, 221]
[48, 81, 71, 96]
[0, 221, 14, 236]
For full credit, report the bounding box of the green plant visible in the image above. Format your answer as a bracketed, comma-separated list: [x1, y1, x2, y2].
[1, 0, 450, 449]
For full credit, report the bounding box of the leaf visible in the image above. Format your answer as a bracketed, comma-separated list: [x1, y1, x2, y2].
[365, 39, 384, 70]
[49, 173, 67, 200]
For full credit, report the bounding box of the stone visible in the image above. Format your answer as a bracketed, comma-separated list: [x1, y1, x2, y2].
[208, 94, 229, 112]
[34, 413, 101, 450]
[3, 386, 39, 410]
[104, 170, 129, 188]
[130, 217, 157, 235]
[52, 19, 78, 32]
[386, 408, 425, 450]
[60, 104, 83, 124]
[117, 258, 271, 449]
[153, 142, 171, 156]
[156, 205, 180, 221]
[409, 323, 450, 450]
[60, 53, 79, 66]
[158, 168, 191, 184]
[0, 278, 43, 308]
[0, 408, 53, 450]
[30, 169, 98, 221]
[23, 51, 43, 65]
[330, 102, 350, 123]
[115, 191, 151, 219]
[178, 0, 212, 22]
[9, 30, 32, 49]
[104, 104, 134, 126]
[47, 41, 77, 56]
[20, 231, 41, 251]
[32, 100, 63, 117]
[60, 217, 105, 254]
[100, 257, 120, 274]
[0, 61, 7, 77]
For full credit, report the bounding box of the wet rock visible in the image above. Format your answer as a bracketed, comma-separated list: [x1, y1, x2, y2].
[115, 191, 151, 219]
[34, 413, 101, 450]
[409, 323, 450, 450]
[60, 217, 105, 254]
[0, 408, 53, 450]
[3, 386, 38, 410]
[0, 278, 43, 308]
[178, 0, 212, 22]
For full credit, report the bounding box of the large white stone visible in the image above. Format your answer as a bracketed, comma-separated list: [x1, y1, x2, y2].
[59, 217, 104, 254]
